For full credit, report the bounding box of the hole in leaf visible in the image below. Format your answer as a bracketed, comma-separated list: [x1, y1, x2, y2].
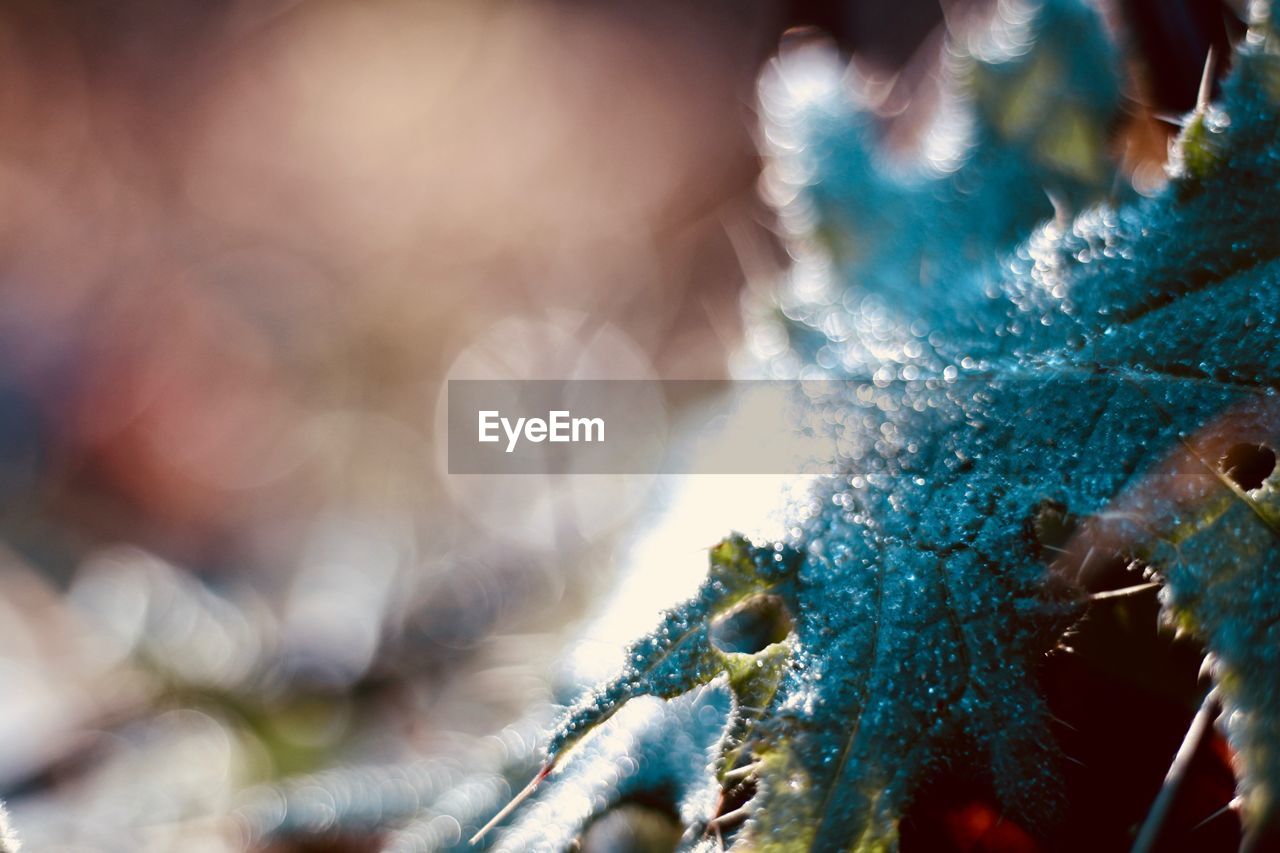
[1220, 443, 1276, 491]
[578, 800, 681, 853]
[1027, 498, 1077, 559]
[710, 594, 792, 655]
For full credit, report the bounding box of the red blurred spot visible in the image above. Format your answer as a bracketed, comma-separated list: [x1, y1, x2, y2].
[942, 801, 1040, 853]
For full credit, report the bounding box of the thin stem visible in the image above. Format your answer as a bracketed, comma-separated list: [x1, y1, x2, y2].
[1131, 687, 1220, 853]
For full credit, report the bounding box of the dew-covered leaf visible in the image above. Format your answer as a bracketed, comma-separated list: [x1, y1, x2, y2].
[501, 1, 1280, 850]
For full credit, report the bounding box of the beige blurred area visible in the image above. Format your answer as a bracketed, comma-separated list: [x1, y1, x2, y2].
[0, 0, 800, 847]
[0, 0, 782, 567]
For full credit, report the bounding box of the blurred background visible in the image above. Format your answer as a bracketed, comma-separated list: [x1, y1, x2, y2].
[0, 0, 1248, 850]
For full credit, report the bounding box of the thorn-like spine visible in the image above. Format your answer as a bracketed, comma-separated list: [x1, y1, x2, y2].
[469, 760, 556, 846]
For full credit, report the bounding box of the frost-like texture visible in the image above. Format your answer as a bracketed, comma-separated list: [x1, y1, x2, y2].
[493, 688, 731, 853]
[757, 0, 1124, 375]
[0, 802, 20, 853]
[515, 0, 1280, 850]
